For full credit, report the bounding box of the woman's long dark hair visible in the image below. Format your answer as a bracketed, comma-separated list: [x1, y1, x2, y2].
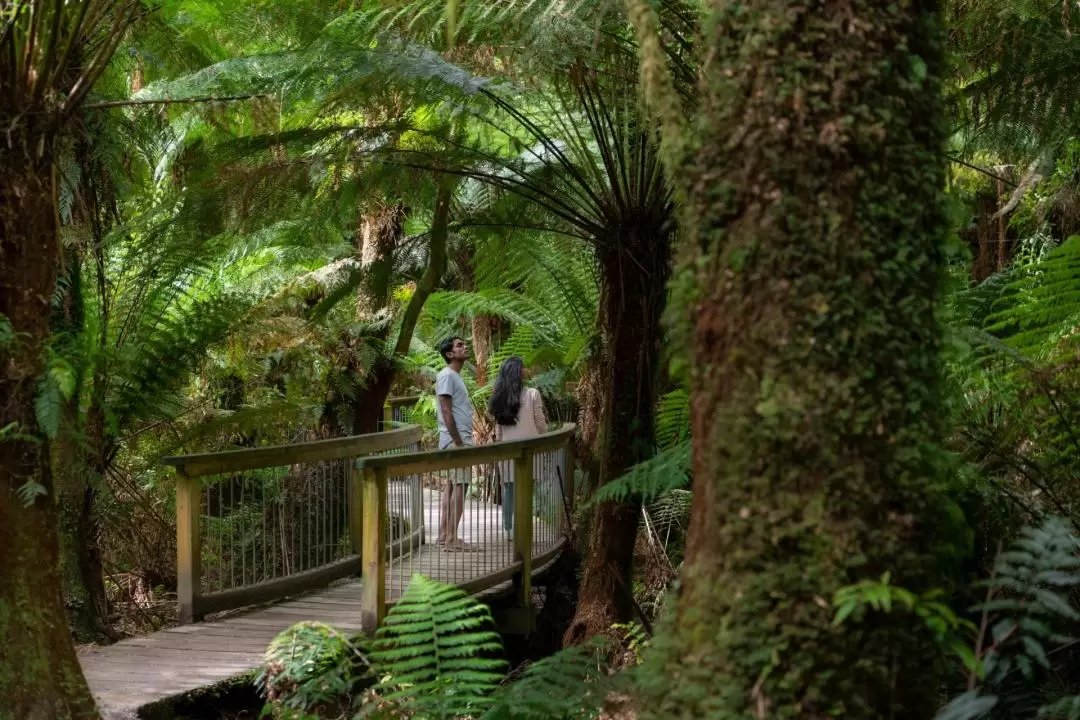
[489, 356, 525, 426]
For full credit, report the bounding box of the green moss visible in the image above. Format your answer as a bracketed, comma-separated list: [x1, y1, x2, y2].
[1, 476, 100, 720]
[639, 0, 960, 717]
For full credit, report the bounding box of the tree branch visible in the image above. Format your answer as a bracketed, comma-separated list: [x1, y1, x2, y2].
[82, 92, 272, 110]
[393, 175, 455, 356]
[948, 155, 1019, 187]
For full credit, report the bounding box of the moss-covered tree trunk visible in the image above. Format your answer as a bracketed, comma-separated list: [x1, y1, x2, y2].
[564, 230, 671, 645]
[636, 0, 951, 717]
[1, 155, 100, 719]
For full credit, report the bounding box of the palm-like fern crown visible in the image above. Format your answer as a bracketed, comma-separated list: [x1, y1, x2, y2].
[72, 0, 702, 454]
[130, 0, 684, 248]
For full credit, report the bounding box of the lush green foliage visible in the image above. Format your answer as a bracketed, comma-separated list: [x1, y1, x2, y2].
[935, 517, 1080, 720]
[257, 621, 368, 718]
[261, 580, 621, 720]
[482, 638, 612, 720]
[949, 0, 1080, 155]
[364, 576, 506, 719]
[28, 0, 1080, 717]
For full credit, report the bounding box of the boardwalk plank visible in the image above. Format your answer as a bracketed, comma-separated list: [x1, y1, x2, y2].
[82, 489, 565, 716]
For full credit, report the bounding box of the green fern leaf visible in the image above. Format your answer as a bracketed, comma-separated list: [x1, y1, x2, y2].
[366, 575, 506, 719]
[591, 440, 692, 505]
[1041, 695, 1080, 719]
[35, 372, 63, 439]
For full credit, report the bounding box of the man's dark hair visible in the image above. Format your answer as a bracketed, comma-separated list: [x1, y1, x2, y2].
[439, 336, 463, 364]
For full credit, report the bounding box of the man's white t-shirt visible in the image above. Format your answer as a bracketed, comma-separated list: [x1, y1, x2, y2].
[435, 366, 474, 449]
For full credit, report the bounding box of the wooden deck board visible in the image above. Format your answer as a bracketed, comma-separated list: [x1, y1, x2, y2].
[82, 487, 565, 718]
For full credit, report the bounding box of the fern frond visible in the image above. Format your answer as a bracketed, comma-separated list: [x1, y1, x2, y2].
[654, 389, 690, 450]
[950, 0, 1080, 156]
[1041, 696, 1080, 719]
[256, 621, 367, 712]
[975, 517, 1080, 687]
[367, 575, 506, 719]
[591, 440, 691, 505]
[646, 489, 692, 538]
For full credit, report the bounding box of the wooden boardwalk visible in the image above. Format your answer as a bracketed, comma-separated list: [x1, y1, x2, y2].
[80, 487, 563, 718]
[79, 582, 367, 718]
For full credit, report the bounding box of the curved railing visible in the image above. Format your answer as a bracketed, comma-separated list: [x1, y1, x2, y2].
[162, 426, 423, 622]
[162, 421, 577, 629]
[354, 423, 576, 629]
[383, 395, 420, 428]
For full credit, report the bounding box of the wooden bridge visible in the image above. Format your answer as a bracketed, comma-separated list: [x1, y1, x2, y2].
[78, 410, 575, 717]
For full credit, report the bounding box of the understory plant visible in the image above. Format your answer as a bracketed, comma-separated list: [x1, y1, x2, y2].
[260, 576, 612, 720]
[935, 517, 1080, 719]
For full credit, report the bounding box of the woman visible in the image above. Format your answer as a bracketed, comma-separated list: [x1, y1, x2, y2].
[488, 356, 547, 538]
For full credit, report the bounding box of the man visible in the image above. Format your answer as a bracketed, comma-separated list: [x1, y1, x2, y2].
[435, 336, 474, 550]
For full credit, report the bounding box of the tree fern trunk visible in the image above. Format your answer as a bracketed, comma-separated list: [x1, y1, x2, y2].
[636, 0, 953, 717]
[356, 203, 406, 319]
[456, 239, 499, 444]
[332, 202, 405, 436]
[351, 361, 396, 435]
[350, 183, 452, 435]
[0, 155, 100, 719]
[564, 230, 671, 645]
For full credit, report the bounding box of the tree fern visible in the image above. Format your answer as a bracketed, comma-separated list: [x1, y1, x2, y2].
[365, 575, 506, 719]
[425, 289, 562, 345]
[950, 0, 1080, 156]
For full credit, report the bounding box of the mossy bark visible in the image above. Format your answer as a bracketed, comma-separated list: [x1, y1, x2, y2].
[57, 426, 109, 643]
[638, 0, 952, 717]
[1, 157, 100, 719]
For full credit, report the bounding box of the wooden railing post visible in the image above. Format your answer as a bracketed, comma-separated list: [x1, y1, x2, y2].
[410, 472, 425, 546]
[176, 469, 201, 624]
[513, 449, 535, 611]
[349, 462, 364, 563]
[564, 441, 575, 521]
[361, 466, 388, 634]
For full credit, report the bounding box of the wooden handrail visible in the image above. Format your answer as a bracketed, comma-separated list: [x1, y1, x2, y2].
[162, 425, 424, 478]
[355, 423, 576, 476]
[169, 426, 424, 623]
[359, 423, 577, 631]
[382, 396, 420, 428]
